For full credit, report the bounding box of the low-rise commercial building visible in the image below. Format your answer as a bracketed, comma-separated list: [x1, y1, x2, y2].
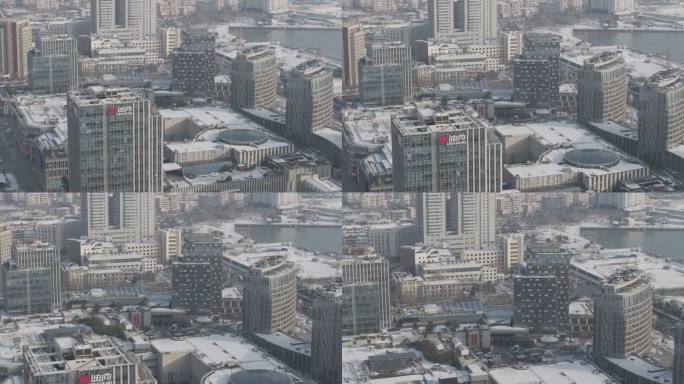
[23, 335, 156, 384]
[495, 121, 648, 192]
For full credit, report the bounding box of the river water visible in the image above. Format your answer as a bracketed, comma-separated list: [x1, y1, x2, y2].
[576, 30, 684, 64]
[236, 224, 342, 253]
[580, 227, 684, 260]
[235, 27, 343, 60]
[234, 26, 684, 65]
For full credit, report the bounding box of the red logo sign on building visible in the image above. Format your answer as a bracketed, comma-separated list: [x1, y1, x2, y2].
[106, 105, 118, 116]
[79, 375, 91, 384]
[439, 134, 467, 146]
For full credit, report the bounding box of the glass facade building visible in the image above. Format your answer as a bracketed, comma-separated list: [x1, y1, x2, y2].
[391, 102, 502, 192]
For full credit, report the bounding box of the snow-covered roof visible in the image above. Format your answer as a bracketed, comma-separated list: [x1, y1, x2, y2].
[489, 361, 616, 384]
[605, 356, 673, 384]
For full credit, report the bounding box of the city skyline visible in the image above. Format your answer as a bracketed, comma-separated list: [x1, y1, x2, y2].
[0, 192, 681, 383]
[2, 0, 684, 193]
[2, 0, 684, 381]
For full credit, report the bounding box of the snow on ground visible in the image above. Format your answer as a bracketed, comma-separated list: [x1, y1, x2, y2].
[535, 25, 681, 74]
[529, 216, 684, 290]
[0, 317, 63, 361]
[524, 216, 611, 253]
[571, 249, 684, 290]
[662, 295, 684, 304]
[651, 329, 675, 366]
[211, 27, 341, 68]
[189, 221, 339, 279]
[288, 249, 339, 279]
[187, 222, 245, 245]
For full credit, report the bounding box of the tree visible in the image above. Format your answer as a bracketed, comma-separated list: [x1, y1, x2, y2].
[79, 317, 126, 339]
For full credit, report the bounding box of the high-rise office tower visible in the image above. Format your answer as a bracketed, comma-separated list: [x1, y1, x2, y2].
[171, 30, 217, 98]
[593, 269, 653, 359]
[577, 52, 628, 124]
[67, 86, 163, 192]
[117, 0, 157, 39]
[160, 27, 182, 58]
[90, 0, 117, 33]
[231, 45, 278, 110]
[111, 193, 156, 243]
[427, 0, 454, 39]
[501, 31, 523, 64]
[342, 24, 365, 91]
[391, 104, 502, 192]
[454, 0, 466, 31]
[312, 289, 342, 384]
[416, 193, 448, 243]
[179, 232, 222, 259]
[0, 18, 32, 81]
[461, 0, 498, 44]
[285, 60, 334, 143]
[358, 57, 406, 106]
[451, 193, 496, 249]
[36, 35, 80, 90]
[243, 258, 297, 334]
[513, 249, 570, 332]
[157, 228, 182, 264]
[341, 253, 391, 332]
[366, 42, 413, 102]
[638, 70, 684, 166]
[81, 193, 110, 236]
[513, 33, 561, 108]
[82, 193, 156, 243]
[142, 0, 159, 36]
[92, 0, 156, 37]
[28, 50, 71, 94]
[502, 234, 525, 270]
[342, 282, 382, 335]
[428, 0, 497, 44]
[3, 266, 54, 315]
[0, 223, 11, 264]
[4, 241, 61, 314]
[674, 323, 684, 384]
[171, 232, 223, 313]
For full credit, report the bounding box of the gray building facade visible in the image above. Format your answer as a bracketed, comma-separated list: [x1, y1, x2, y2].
[171, 30, 217, 98]
[171, 232, 223, 313]
[577, 52, 628, 124]
[231, 45, 278, 110]
[593, 270, 653, 359]
[243, 259, 298, 334]
[391, 103, 502, 193]
[312, 289, 342, 384]
[513, 249, 571, 332]
[359, 57, 406, 106]
[638, 70, 684, 167]
[285, 60, 334, 144]
[67, 86, 163, 192]
[513, 33, 561, 108]
[28, 50, 71, 94]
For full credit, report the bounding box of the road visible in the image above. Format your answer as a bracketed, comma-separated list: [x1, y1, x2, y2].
[0, 118, 42, 191]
